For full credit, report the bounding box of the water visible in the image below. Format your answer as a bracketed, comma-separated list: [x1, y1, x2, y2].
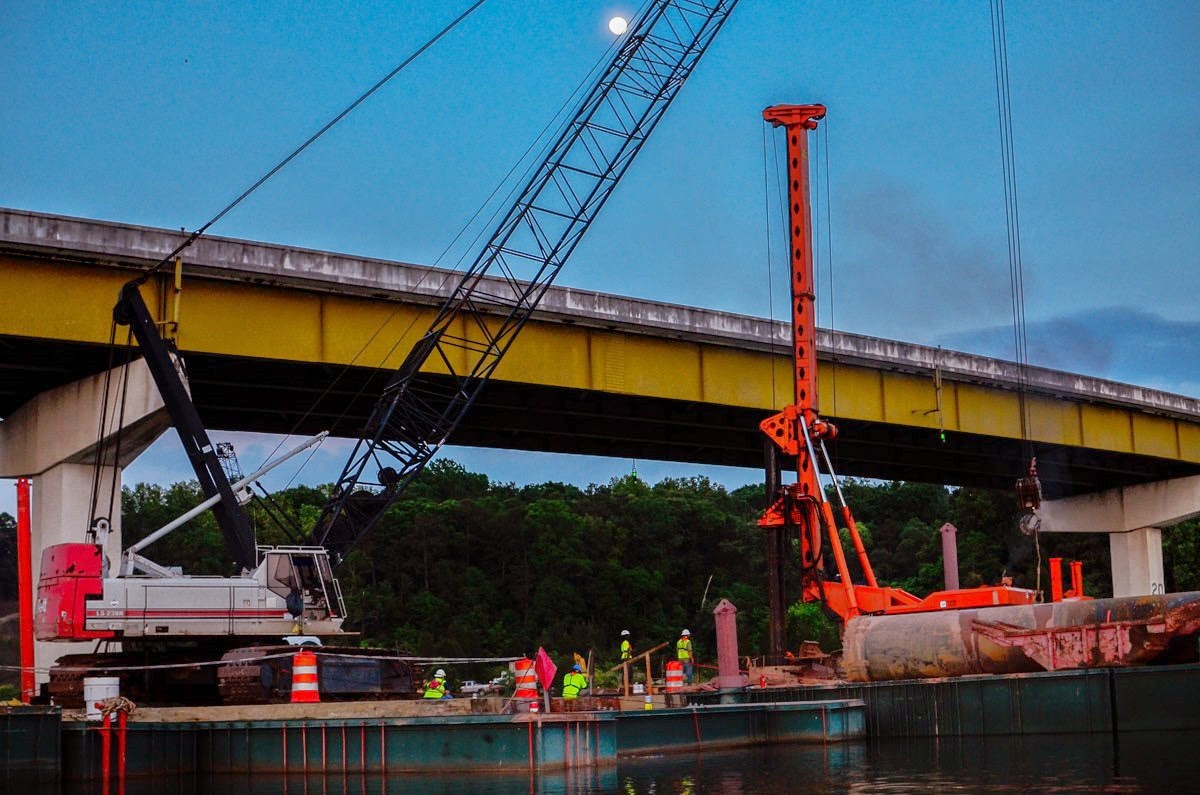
[69, 732, 1200, 794]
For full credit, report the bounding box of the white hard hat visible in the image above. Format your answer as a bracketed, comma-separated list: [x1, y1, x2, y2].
[621, 629, 630, 636]
[435, 668, 446, 678]
[681, 629, 691, 636]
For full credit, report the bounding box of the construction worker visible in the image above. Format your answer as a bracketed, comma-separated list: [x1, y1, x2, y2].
[423, 668, 452, 699]
[620, 629, 633, 662]
[676, 629, 693, 685]
[562, 663, 588, 700]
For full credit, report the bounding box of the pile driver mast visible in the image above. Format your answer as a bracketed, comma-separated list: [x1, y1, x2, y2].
[759, 105, 1037, 653]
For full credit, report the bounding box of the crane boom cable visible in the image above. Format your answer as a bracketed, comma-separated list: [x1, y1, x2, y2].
[131, 0, 490, 287]
[313, 0, 740, 560]
[248, 6, 632, 482]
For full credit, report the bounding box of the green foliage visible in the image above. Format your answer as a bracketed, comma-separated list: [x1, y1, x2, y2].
[1165, 519, 1200, 592]
[122, 482, 234, 574]
[116, 462, 1200, 666]
[786, 601, 840, 652]
[0, 512, 16, 601]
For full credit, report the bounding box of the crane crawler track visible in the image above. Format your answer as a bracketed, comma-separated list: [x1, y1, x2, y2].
[45, 646, 421, 707]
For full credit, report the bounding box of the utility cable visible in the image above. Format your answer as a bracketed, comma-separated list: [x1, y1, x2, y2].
[250, 9, 629, 483]
[132, 0, 490, 288]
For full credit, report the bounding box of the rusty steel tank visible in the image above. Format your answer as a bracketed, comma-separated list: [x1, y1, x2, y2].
[842, 591, 1200, 682]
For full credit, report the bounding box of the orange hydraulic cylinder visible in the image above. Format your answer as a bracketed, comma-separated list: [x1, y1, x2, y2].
[842, 506, 879, 589]
[819, 500, 858, 617]
[1070, 560, 1084, 597]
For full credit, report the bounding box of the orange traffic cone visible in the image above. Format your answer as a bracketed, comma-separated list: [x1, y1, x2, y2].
[291, 649, 320, 703]
[514, 657, 538, 700]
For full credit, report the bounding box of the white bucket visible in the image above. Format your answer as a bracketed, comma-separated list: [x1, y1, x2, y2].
[632, 682, 645, 694]
[83, 676, 120, 720]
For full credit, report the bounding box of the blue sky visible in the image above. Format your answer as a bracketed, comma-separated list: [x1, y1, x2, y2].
[2, 1, 1197, 512]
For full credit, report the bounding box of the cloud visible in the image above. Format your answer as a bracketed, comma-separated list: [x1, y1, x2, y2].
[838, 177, 1016, 336]
[939, 307, 1200, 396]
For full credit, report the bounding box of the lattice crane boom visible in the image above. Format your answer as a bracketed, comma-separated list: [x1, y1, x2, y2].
[313, 0, 739, 560]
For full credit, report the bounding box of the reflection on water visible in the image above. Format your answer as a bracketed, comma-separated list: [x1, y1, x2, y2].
[28, 732, 1200, 794]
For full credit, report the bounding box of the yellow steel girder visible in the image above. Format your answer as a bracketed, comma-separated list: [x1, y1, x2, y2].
[1, 256, 1195, 464]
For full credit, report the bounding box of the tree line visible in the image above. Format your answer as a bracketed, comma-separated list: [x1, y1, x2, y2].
[4, 464, 1199, 682]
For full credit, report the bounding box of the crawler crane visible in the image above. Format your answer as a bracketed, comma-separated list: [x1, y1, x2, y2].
[34, 0, 739, 705]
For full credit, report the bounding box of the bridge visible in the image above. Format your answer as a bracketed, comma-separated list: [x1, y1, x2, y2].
[2, 207, 1198, 498]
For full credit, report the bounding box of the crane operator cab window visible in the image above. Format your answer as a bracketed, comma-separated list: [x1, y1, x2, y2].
[265, 550, 341, 619]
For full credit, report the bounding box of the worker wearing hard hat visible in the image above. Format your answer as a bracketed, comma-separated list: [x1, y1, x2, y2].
[423, 668, 452, 699]
[620, 629, 633, 662]
[562, 663, 588, 700]
[676, 629, 694, 685]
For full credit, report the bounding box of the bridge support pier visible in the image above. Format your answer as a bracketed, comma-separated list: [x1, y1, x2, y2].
[1109, 527, 1165, 597]
[0, 359, 169, 683]
[1040, 475, 1200, 597]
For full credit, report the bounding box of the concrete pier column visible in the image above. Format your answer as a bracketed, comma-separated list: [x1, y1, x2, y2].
[1109, 527, 1166, 598]
[0, 358, 171, 683]
[939, 522, 960, 591]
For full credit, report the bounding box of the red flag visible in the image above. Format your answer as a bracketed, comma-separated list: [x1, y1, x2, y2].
[533, 647, 557, 691]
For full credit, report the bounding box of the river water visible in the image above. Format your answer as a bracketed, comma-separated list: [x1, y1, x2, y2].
[104, 731, 1200, 794]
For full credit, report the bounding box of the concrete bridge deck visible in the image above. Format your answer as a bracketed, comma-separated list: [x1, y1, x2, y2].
[1, 207, 1197, 496]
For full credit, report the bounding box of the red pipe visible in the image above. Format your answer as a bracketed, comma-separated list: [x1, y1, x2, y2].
[1049, 557, 1064, 602]
[16, 478, 34, 703]
[117, 710, 127, 795]
[1070, 560, 1084, 597]
[100, 713, 112, 795]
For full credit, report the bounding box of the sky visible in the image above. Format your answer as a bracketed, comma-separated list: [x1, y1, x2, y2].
[1, 1, 1197, 514]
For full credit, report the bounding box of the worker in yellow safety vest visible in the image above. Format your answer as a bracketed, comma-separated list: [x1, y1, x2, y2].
[676, 629, 693, 684]
[562, 663, 588, 699]
[423, 668, 452, 699]
[620, 629, 632, 661]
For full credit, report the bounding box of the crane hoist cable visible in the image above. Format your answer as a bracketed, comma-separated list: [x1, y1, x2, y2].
[990, 0, 1032, 456]
[819, 121, 840, 427]
[990, 0, 1044, 596]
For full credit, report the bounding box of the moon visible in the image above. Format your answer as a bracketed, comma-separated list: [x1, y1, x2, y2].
[608, 16, 628, 35]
